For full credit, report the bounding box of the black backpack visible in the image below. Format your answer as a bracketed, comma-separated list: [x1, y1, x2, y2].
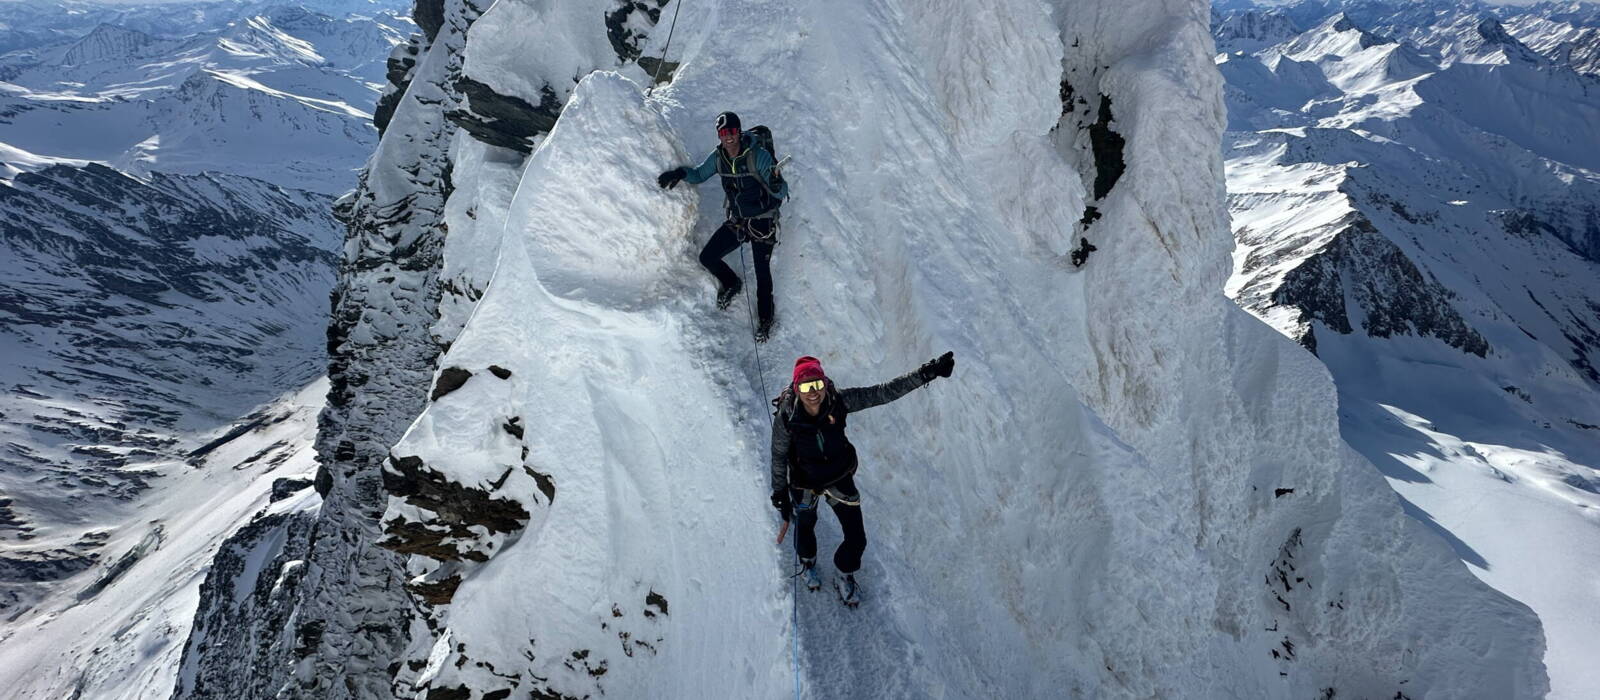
[746, 125, 786, 199]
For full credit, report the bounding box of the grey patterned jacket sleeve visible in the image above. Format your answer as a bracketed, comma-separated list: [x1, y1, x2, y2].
[838, 368, 929, 412]
[770, 400, 792, 493]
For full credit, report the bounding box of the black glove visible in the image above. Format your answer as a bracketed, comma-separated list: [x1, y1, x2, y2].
[657, 168, 685, 189]
[771, 489, 792, 521]
[918, 351, 955, 382]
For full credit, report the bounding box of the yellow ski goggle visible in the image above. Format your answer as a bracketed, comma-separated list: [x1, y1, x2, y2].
[796, 380, 826, 394]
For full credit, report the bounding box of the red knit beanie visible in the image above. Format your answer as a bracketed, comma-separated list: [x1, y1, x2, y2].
[792, 356, 825, 385]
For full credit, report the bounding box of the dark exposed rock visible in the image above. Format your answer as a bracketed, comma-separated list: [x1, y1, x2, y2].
[407, 573, 463, 605]
[0, 544, 99, 583]
[77, 525, 163, 600]
[381, 455, 530, 561]
[173, 509, 316, 696]
[432, 367, 473, 401]
[502, 417, 524, 440]
[414, 0, 446, 43]
[377, 39, 422, 135]
[424, 687, 471, 700]
[636, 56, 680, 85]
[604, 0, 667, 63]
[1079, 205, 1102, 227]
[1267, 213, 1488, 356]
[1070, 237, 1098, 267]
[525, 466, 557, 504]
[1089, 95, 1127, 200]
[488, 365, 512, 379]
[313, 463, 332, 496]
[446, 77, 563, 153]
[645, 590, 669, 616]
[179, 0, 489, 694]
[271, 476, 314, 502]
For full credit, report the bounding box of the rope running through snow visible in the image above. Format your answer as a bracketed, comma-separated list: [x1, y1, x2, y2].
[650, 0, 686, 87]
[738, 244, 799, 700]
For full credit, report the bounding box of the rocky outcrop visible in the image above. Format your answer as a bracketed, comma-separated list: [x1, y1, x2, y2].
[376, 36, 422, 135]
[445, 77, 562, 153]
[1250, 210, 1489, 356]
[604, 0, 669, 64]
[379, 455, 530, 564]
[172, 509, 316, 699]
[174, 0, 487, 697]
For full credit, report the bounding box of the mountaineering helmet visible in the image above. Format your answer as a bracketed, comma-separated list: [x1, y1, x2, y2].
[715, 111, 741, 133]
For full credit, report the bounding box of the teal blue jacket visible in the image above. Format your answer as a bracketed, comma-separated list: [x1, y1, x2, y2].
[682, 133, 788, 219]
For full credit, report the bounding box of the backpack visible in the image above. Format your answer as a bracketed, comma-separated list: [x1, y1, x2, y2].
[746, 125, 786, 199]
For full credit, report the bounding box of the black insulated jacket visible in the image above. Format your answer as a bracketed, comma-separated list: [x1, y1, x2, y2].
[770, 368, 929, 493]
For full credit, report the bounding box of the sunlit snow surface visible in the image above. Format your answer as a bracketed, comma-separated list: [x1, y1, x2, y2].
[365, 0, 1544, 697]
[1219, 2, 1600, 697]
[0, 2, 411, 194]
[0, 381, 324, 699]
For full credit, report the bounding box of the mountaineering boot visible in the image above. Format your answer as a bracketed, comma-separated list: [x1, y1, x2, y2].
[716, 280, 742, 310]
[755, 316, 775, 343]
[835, 571, 860, 608]
[800, 558, 821, 591]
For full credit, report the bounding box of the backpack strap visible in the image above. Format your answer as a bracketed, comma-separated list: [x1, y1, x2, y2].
[772, 387, 794, 419]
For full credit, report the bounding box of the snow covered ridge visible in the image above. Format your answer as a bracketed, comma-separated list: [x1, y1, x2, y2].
[1217, 1, 1600, 696]
[0, 0, 412, 195]
[182, 0, 1546, 697]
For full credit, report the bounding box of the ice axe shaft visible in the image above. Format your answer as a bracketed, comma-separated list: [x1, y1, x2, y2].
[777, 519, 790, 545]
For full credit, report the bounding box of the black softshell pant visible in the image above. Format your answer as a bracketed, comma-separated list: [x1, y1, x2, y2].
[698, 218, 774, 323]
[790, 477, 866, 574]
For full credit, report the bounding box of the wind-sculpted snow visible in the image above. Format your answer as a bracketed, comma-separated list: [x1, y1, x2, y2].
[288, 0, 1552, 697]
[1219, 2, 1600, 696]
[164, 0, 1551, 697]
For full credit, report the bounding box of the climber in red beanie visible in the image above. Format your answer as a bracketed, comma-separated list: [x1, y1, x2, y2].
[769, 351, 955, 606]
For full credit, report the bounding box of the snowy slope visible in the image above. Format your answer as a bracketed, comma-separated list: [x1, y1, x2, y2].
[0, 381, 325, 700]
[0, 4, 404, 700]
[0, 163, 340, 682]
[1218, 2, 1600, 697]
[1506, 13, 1600, 76]
[0, 1, 410, 194]
[179, 0, 1547, 698]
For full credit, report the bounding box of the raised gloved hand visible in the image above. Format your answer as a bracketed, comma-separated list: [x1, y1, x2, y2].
[657, 168, 685, 189]
[771, 489, 792, 521]
[918, 351, 955, 382]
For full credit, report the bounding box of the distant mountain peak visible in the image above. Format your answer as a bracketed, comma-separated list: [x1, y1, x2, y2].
[1320, 12, 1390, 48]
[59, 22, 156, 66]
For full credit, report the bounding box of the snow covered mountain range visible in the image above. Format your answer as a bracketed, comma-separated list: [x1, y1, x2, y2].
[0, 2, 409, 698]
[1214, 1, 1600, 697]
[2, 0, 1589, 696]
[170, 0, 1551, 697]
[0, 0, 410, 194]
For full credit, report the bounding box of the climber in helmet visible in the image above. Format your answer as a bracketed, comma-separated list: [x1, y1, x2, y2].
[769, 351, 956, 606]
[657, 111, 788, 342]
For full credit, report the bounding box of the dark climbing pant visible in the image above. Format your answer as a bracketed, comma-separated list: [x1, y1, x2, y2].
[790, 478, 866, 574]
[698, 218, 774, 324]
